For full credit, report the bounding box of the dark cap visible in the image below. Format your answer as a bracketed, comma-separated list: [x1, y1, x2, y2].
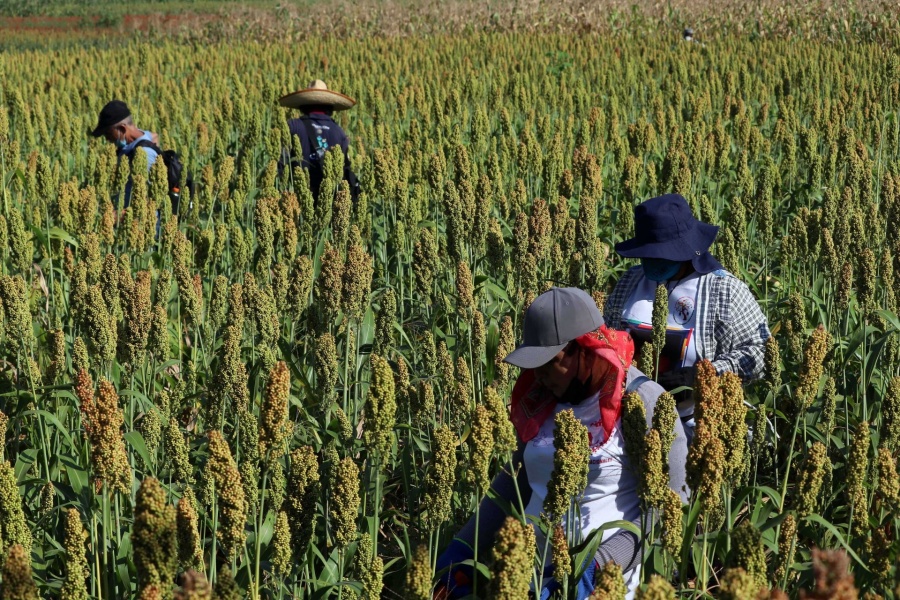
[90, 100, 131, 137]
[503, 287, 604, 369]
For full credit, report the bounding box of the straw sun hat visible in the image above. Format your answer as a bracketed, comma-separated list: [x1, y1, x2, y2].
[278, 79, 356, 111]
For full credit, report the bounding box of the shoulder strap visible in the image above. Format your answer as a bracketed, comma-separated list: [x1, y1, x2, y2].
[299, 117, 325, 152]
[133, 139, 164, 155]
[625, 373, 650, 394]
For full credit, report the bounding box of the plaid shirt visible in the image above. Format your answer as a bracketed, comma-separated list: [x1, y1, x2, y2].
[604, 266, 770, 383]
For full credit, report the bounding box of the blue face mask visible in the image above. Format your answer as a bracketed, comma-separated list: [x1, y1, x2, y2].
[641, 257, 683, 282]
[115, 136, 127, 150]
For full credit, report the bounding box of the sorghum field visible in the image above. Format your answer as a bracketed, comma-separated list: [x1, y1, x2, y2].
[1, 4, 900, 598]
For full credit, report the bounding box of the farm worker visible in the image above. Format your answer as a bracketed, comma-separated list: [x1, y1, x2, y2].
[90, 99, 159, 208]
[604, 193, 770, 443]
[434, 287, 689, 600]
[278, 79, 361, 203]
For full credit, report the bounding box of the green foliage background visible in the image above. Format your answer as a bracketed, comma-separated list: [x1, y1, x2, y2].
[0, 16, 899, 599]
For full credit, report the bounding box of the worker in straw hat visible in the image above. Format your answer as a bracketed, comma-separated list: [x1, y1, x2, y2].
[279, 79, 361, 202]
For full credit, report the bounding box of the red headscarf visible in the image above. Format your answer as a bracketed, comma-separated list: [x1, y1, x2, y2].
[509, 325, 635, 443]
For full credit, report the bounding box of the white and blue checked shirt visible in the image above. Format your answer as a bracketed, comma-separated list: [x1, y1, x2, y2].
[605, 266, 770, 384]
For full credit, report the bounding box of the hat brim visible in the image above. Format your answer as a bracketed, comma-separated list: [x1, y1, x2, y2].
[90, 124, 107, 138]
[278, 89, 356, 111]
[503, 341, 568, 369]
[615, 222, 719, 260]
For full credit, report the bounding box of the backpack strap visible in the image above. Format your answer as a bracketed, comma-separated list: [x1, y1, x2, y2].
[298, 117, 327, 157]
[132, 139, 164, 155]
[625, 373, 651, 395]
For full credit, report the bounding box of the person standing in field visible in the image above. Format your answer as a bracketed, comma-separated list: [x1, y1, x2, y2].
[434, 287, 689, 600]
[90, 99, 160, 208]
[278, 79, 361, 202]
[604, 193, 770, 442]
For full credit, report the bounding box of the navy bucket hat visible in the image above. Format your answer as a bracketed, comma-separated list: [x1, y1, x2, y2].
[615, 193, 723, 274]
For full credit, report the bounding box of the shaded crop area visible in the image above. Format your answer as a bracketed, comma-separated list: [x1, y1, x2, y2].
[0, 18, 899, 600]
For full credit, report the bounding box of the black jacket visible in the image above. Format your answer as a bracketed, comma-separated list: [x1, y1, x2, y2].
[287, 114, 360, 201]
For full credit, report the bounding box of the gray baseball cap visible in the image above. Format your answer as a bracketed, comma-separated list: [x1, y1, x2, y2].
[503, 287, 604, 369]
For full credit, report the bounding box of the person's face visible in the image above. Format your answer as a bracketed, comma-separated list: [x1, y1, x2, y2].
[103, 124, 127, 146]
[533, 343, 580, 398]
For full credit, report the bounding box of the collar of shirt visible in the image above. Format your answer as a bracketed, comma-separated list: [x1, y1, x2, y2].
[118, 130, 154, 157]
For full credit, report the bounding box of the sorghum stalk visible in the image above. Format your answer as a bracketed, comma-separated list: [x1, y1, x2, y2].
[721, 373, 748, 486]
[719, 568, 760, 600]
[727, 521, 767, 594]
[795, 325, 830, 413]
[652, 391, 677, 474]
[80, 377, 132, 494]
[372, 289, 397, 357]
[0, 461, 33, 558]
[341, 231, 373, 321]
[165, 418, 193, 486]
[489, 517, 536, 600]
[422, 426, 456, 532]
[356, 533, 384, 600]
[271, 510, 292, 578]
[635, 575, 676, 599]
[651, 284, 668, 378]
[405, 545, 432, 600]
[494, 316, 515, 389]
[134, 477, 178, 598]
[364, 354, 397, 466]
[206, 430, 247, 560]
[794, 442, 830, 518]
[881, 377, 900, 453]
[774, 514, 797, 585]
[468, 404, 494, 493]
[1, 544, 39, 600]
[589, 561, 627, 600]
[177, 489, 203, 573]
[544, 410, 590, 523]
[483, 385, 517, 456]
[329, 456, 360, 550]
[764, 337, 781, 397]
[287, 446, 320, 557]
[61, 509, 89, 600]
[550, 524, 571, 579]
[847, 421, 870, 533]
[259, 361, 291, 459]
[876, 446, 900, 507]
